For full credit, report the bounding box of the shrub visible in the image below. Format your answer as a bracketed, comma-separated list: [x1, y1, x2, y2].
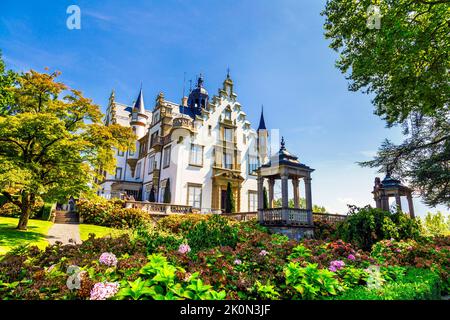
[336, 205, 421, 251]
[186, 214, 238, 252]
[157, 214, 210, 233]
[77, 198, 149, 228]
[334, 268, 442, 300]
[313, 217, 338, 240]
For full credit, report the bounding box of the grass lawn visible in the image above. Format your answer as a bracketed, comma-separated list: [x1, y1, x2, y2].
[0, 217, 53, 255]
[79, 224, 126, 241]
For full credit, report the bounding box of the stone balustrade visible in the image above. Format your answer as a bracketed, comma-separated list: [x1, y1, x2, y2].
[125, 201, 192, 215]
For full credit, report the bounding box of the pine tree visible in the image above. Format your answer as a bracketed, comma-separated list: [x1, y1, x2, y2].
[163, 179, 171, 204]
[263, 187, 269, 209]
[148, 185, 155, 202]
[225, 182, 235, 213]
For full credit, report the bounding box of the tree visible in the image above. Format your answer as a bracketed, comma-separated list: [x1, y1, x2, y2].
[263, 187, 269, 209]
[0, 52, 17, 115]
[225, 182, 235, 213]
[0, 69, 135, 230]
[148, 185, 156, 202]
[163, 179, 171, 204]
[420, 211, 450, 236]
[322, 0, 449, 207]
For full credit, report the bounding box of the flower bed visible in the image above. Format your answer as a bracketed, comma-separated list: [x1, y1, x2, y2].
[0, 215, 448, 300]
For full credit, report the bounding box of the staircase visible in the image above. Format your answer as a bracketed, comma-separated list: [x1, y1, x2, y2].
[54, 211, 79, 224]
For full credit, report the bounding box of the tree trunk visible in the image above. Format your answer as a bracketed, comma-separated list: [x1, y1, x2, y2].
[17, 192, 32, 230]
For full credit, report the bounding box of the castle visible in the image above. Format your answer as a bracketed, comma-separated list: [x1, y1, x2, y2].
[98, 72, 270, 213]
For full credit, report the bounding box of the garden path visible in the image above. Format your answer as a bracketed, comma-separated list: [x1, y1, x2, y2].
[46, 222, 81, 245]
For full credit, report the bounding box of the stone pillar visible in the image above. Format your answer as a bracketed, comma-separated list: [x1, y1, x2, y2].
[407, 193, 415, 219]
[257, 175, 264, 223]
[292, 178, 300, 209]
[268, 178, 275, 209]
[395, 193, 402, 211]
[281, 174, 289, 209]
[304, 177, 313, 225]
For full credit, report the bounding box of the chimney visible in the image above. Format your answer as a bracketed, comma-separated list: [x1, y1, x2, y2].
[182, 96, 188, 107]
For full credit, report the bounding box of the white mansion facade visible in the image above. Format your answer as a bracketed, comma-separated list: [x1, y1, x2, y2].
[98, 73, 270, 213]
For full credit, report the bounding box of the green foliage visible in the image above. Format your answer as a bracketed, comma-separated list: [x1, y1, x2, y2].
[117, 254, 226, 300]
[254, 280, 280, 300]
[0, 52, 17, 116]
[420, 211, 450, 237]
[225, 182, 235, 213]
[288, 244, 312, 260]
[186, 214, 238, 252]
[335, 268, 442, 300]
[336, 206, 421, 251]
[40, 203, 56, 221]
[133, 224, 183, 253]
[284, 262, 343, 300]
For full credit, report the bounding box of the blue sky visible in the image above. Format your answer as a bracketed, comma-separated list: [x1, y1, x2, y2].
[0, 0, 446, 216]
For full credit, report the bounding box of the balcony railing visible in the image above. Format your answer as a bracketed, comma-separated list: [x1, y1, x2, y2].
[313, 212, 347, 223]
[125, 201, 192, 215]
[259, 208, 313, 226]
[172, 117, 195, 133]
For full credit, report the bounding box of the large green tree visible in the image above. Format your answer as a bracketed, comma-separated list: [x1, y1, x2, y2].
[0, 68, 135, 230]
[322, 0, 449, 207]
[0, 52, 17, 115]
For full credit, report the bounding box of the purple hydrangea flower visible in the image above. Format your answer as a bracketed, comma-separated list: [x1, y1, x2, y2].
[90, 282, 120, 300]
[347, 254, 356, 261]
[178, 244, 191, 254]
[329, 260, 345, 272]
[99, 252, 118, 267]
[234, 259, 242, 265]
[259, 250, 269, 256]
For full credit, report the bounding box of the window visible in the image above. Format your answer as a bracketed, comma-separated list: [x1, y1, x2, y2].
[190, 144, 203, 166]
[224, 128, 233, 142]
[224, 152, 233, 169]
[248, 191, 258, 212]
[225, 109, 231, 120]
[150, 131, 159, 147]
[208, 125, 212, 136]
[148, 155, 155, 174]
[115, 167, 123, 180]
[135, 162, 141, 179]
[243, 134, 246, 145]
[248, 155, 259, 174]
[163, 146, 171, 168]
[187, 184, 202, 209]
[153, 112, 160, 124]
[117, 149, 124, 157]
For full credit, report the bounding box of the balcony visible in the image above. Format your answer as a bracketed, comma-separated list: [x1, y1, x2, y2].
[172, 117, 195, 134]
[150, 135, 171, 150]
[259, 208, 313, 227]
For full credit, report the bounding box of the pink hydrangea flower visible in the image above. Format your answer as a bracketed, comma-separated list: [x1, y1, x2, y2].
[99, 252, 118, 267]
[178, 244, 191, 254]
[259, 250, 269, 256]
[234, 259, 242, 265]
[347, 254, 356, 261]
[90, 282, 120, 300]
[329, 260, 345, 272]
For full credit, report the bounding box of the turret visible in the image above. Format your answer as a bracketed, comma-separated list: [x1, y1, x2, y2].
[130, 87, 148, 139]
[257, 105, 269, 164]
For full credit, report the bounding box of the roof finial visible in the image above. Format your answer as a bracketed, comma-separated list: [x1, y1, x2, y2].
[257, 105, 267, 131]
[280, 136, 286, 150]
[227, 67, 230, 79]
[197, 73, 204, 88]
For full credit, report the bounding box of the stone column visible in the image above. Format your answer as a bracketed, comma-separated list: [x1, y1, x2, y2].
[304, 177, 313, 225]
[281, 174, 289, 209]
[395, 193, 402, 211]
[407, 192, 415, 218]
[292, 178, 300, 209]
[268, 178, 275, 208]
[257, 175, 264, 223]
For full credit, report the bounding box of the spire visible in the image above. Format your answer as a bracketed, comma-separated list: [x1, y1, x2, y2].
[197, 74, 204, 88]
[133, 86, 145, 113]
[257, 105, 267, 131]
